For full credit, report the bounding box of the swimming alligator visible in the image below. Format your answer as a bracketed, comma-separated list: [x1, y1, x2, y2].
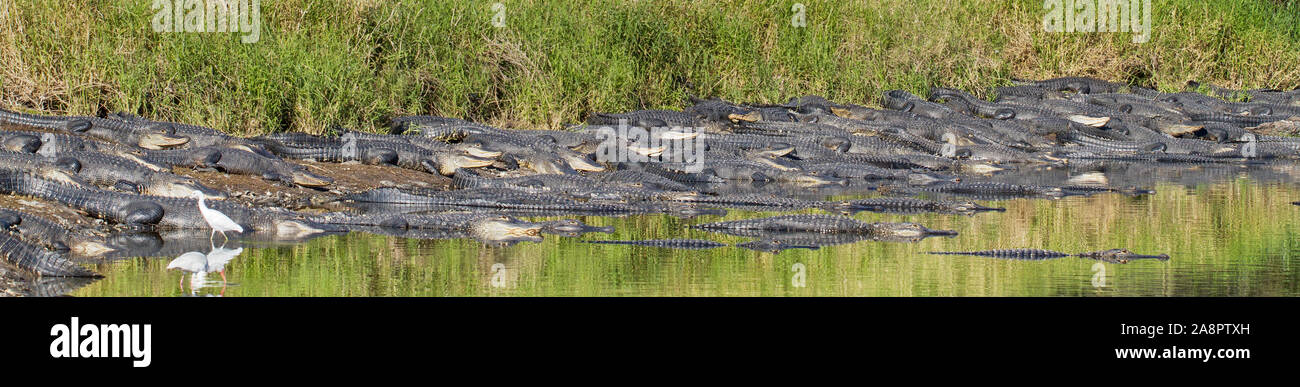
[582, 239, 726, 249]
[690, 214, 958, 239]
[927, 248, 1170, 264]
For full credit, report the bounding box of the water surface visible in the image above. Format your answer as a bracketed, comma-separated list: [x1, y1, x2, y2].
[71, 177, 1300, 297]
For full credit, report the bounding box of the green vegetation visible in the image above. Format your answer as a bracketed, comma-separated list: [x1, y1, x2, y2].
[3, 0, 1299, 135]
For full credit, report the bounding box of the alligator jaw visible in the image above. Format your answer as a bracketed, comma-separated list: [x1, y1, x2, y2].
[659, 128, 702, 140]
[727, 111, 762, 123]
[562, 154, 606, 172]
[954, 201, 1006, 213]
[138, 133, 191, 150]
[435, 155, 496, 176]
[1159, 123, 1205, 137]
[462, 145, 504, 159]
[1066, 115, 1110, 127]
[147, 180, 228, 199]
[735, 239, 820, 253]
[1079, 249, 1171, 264]
[290, 171, 333, 188]
[469, 217, 544, 244]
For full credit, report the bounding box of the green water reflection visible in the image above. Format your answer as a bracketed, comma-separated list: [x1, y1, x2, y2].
[74, 179, 1300, 296]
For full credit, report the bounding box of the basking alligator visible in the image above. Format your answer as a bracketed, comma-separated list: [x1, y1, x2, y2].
[253, 132, 495, 176]
[0, 207, 114, 256]
[0, 231, 100, 277]
[927, 248, 1170, 264]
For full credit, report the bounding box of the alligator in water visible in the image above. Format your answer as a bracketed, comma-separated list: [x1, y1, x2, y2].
[321, 214, 546, 245]
[691, 214, 958, 240]
[927, 248, 1170, 264]
[582, 239, 727, 249]
[834, 197, 1005, 215]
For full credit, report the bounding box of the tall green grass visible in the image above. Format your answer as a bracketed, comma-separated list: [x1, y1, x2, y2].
[2, 0, 1298, 135]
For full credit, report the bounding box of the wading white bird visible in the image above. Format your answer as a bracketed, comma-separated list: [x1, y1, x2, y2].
[166, 246, 244, 292]
[194, 191, 243, 243]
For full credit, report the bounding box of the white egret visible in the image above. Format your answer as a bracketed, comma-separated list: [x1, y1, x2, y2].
[166, 246, 244, 292]
[193, 191, 243, 243]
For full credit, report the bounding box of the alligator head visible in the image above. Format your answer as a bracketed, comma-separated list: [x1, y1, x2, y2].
[950, 201, 1006, 213]
[468, 216, 544, 245]
[868, 222, 958, 241]
[289, 170, 333, 188]
[561, 153, 606, 172]
[457, 144, 504, 159]
[1066, 115, 1111, 127]
[735, 239, 820, 254]
[513, 154, 579, 175]
[907, 172, 961, 185]
[538, 219, 614, 237]
[1078, 249, 1170, 264]
[138, 132, 191, 150]
[426, 153, 496, 176]
[143, 175, 227, 199]
[3, 134, 42, 153]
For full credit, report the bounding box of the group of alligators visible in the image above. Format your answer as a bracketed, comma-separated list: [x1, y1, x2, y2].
[4, 76, 1300, 293]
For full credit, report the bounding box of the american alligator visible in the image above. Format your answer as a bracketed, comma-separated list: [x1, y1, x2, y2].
[35, 150, 225, 198]
[582, 239, 727, 249]
[927, 248, 1170, 264]
[0, 207, 79, 252]
[1012, 77, 1132, 94]
[0, 167, 166, 227]
[690, 214, 958, 239]
[733, 239, 821, 253]
[537, 219, 615, 236]
[197, 145, 333, 187]
[0, 231, 100, 277]
[0, 168, 332, 236]
[333, 214, 544, 245]
[835, 197, 1005, 215]
[343, 187, 639, 215]
[908, 182, 1066, 199]
[254, 132, 495, 176]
